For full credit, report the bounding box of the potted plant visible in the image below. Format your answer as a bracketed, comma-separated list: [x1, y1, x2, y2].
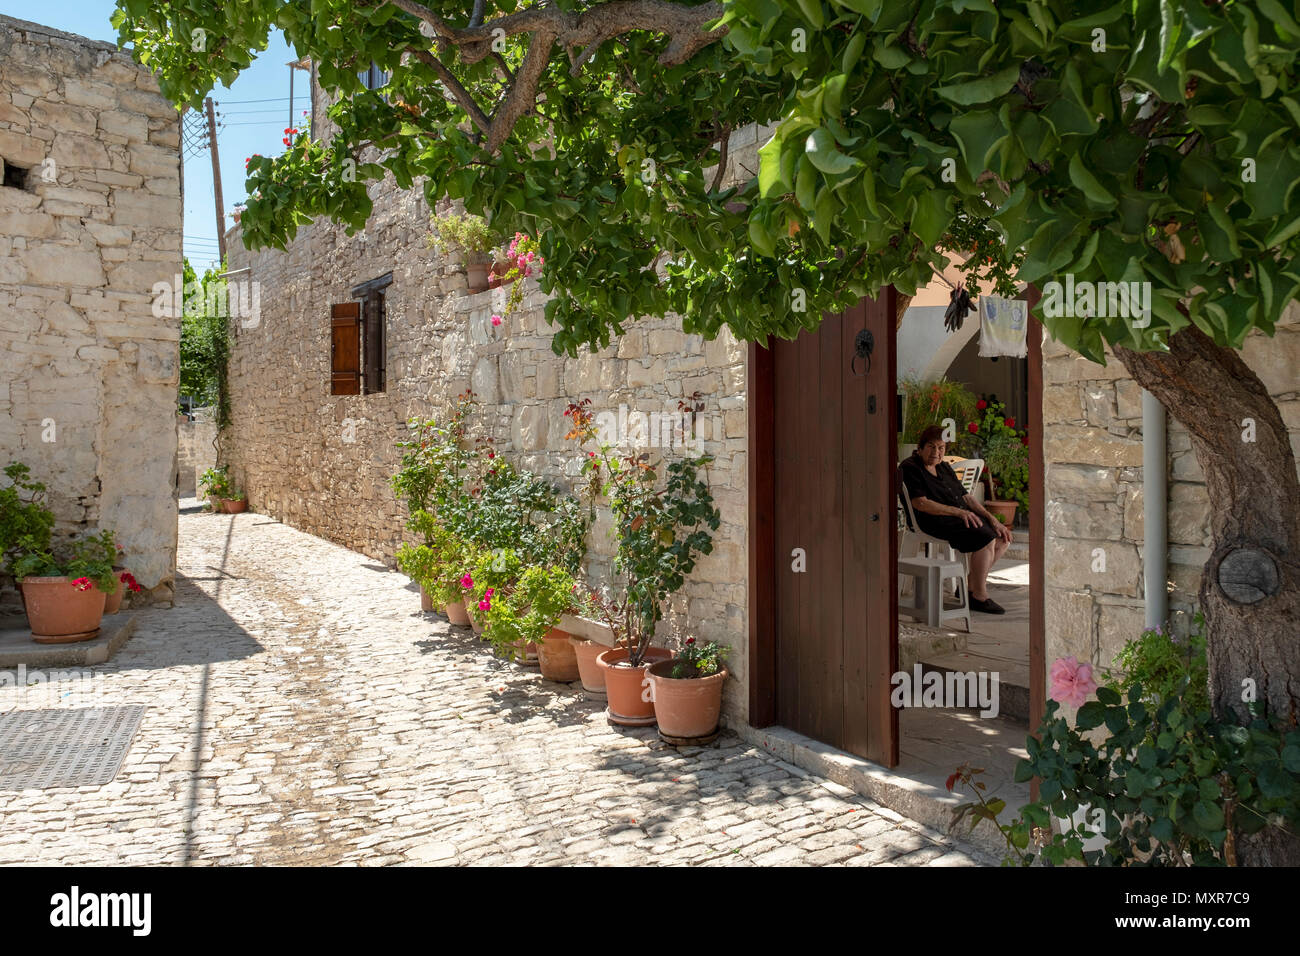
[428, 211, 500, 294]
[967, 398, 1029, 525]
[1, 462, 57, 596]
[560, 585, 615, 696]
[12, 529, 118, 642]
[104, 567, 143, 615]
[899, 376, 979, 458]
[647, 637, 730, 741]
[199, 466, 247, 513]
[396, 512, 476, 622]
[571, 415, 720, 725]
[484, 564, 577, 677]
[466, 547, 523, 644]
[487, 232, 544, 324]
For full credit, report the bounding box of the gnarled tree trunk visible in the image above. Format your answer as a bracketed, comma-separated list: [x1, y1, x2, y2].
[1114, 325, 1300, 866]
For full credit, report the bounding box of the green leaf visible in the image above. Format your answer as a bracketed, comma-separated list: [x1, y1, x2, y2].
[1193, 799, 1224, 831]
[1068, 152, 1118, 207]
[792, 0, 824, 30]
[1096, 686, 1121, 706]
[804, 128, 859, 175]
[758, 133, 792, 196]
[910, 189, 952, 248]
[1150, 816, 1174, 842]
[935, 65, 1022, 106]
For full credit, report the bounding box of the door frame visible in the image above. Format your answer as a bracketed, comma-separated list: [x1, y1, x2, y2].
[747, 287, 1046, 769]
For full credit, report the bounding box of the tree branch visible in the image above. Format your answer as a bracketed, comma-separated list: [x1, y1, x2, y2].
[385, 0, 727, 151]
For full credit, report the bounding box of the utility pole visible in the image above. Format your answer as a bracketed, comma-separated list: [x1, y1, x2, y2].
[205, 96, 227, 265]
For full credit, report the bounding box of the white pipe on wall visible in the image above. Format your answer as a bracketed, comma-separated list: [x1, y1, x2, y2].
[1142, 388, 1169, 628]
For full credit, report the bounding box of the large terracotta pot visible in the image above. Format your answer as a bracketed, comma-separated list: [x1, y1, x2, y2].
[538, 627, 580, 682]
[465, 603, 485, 635]
[103, 566, 126, 615]
[597, 646, 672, 726]
[21, 576, 107, 643]
[647, 661, 727, 740]
[985, 499, 1018, 527]
[215, 497, 247, 514]
[570, 636, 608, 696]
[445, 600, 471, 627]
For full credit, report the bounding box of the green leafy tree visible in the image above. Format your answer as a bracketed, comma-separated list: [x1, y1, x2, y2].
[115, 0, 1300, 862]
[178, 258, 230, 425]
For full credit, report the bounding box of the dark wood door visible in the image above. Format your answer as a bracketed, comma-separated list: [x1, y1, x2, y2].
[767, 295, 899, 765]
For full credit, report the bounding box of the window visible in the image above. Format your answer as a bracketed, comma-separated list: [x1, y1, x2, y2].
[358, 62, 391, 91]
[2, 160, 30, 191]
[331, 275, 392, 396]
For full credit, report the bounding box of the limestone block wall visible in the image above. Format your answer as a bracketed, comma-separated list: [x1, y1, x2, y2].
[224, 126, 762, 720]
[1043, 303, 1300, 673]
[0, 16, 181, 607]
[176, 408, 217, 497]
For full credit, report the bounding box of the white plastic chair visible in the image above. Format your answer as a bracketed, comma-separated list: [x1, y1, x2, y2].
[898, 471, 972, 604]
[950, 458, 984, 496]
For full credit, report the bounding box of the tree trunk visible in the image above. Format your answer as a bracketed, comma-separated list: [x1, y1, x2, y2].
[1114, 325, 1300, 866]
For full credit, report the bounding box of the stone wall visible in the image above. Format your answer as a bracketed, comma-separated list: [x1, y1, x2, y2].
[224, 119, 765, 722]
[176, 408, 217, 497]
[1043, 303, 1300, 672]
[0, 16, 181, 607]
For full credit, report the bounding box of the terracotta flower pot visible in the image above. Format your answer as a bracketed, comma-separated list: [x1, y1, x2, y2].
[507, 639, 540, 666]
[570, 635, 608, 696]
[466, 259, 490, 294]
[647, 661, 727, 740]
[21, 576, 107, 643]
[465, 603, 485, 635]
[985, 499, 1018, 526]
[538, 627, 580, 682]
[215, 497, 247, 514]
[597, 646, 673, 726]
[420, 587, 434, 612]
[445, 600, 471, 626]
[103, 566, 126, 615]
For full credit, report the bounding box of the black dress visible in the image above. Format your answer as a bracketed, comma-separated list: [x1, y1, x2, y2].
[899, 455, 998, 554]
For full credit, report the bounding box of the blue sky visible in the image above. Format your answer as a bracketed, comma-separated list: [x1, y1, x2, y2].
[0, 1, 305, 269]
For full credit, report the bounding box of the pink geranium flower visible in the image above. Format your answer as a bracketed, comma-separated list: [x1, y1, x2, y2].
[478, 598, 491, 611]
[71, 577, 92, 591]
[1049, 656, 1098, 708]
[491, 314, 502, 326]
[460, 573, 473, 589]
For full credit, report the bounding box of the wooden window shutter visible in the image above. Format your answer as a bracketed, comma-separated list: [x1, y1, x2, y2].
[362, 292, 386, 394]
[330, 302, 361, 395]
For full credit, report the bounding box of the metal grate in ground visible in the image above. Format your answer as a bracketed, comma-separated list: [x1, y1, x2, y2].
[0, 706, 147, 790]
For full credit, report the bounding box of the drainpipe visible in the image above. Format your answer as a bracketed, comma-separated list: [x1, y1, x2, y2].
[1142, 389, 1168, 628]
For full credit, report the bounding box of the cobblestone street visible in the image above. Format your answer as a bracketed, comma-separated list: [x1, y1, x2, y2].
[0, 505, 990, 866]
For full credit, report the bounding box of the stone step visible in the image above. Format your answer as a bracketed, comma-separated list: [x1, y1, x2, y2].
[914, 651, 1031, 726]
[0, 611, 136, 668]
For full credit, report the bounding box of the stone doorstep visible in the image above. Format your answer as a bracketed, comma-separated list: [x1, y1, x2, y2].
[0, 612, 136, 668]
[917, 657, 1031, 726]
[730, 721, 1008, 863]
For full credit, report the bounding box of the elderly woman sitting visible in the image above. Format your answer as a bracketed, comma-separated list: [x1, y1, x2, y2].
[900, 424, 1012, 614]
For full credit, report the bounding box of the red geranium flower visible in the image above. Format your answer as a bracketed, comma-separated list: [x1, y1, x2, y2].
[967, 422, 979, 433]
[1005, 418, 1015, 428]
[71, 577, 92, 591]
[976, 399, 987, 410]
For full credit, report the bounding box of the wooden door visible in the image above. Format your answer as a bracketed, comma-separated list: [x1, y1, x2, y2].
[756, 294, 899, 765]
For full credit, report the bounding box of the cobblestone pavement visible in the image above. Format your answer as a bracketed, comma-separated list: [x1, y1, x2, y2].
[0, 504, 991, 866]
